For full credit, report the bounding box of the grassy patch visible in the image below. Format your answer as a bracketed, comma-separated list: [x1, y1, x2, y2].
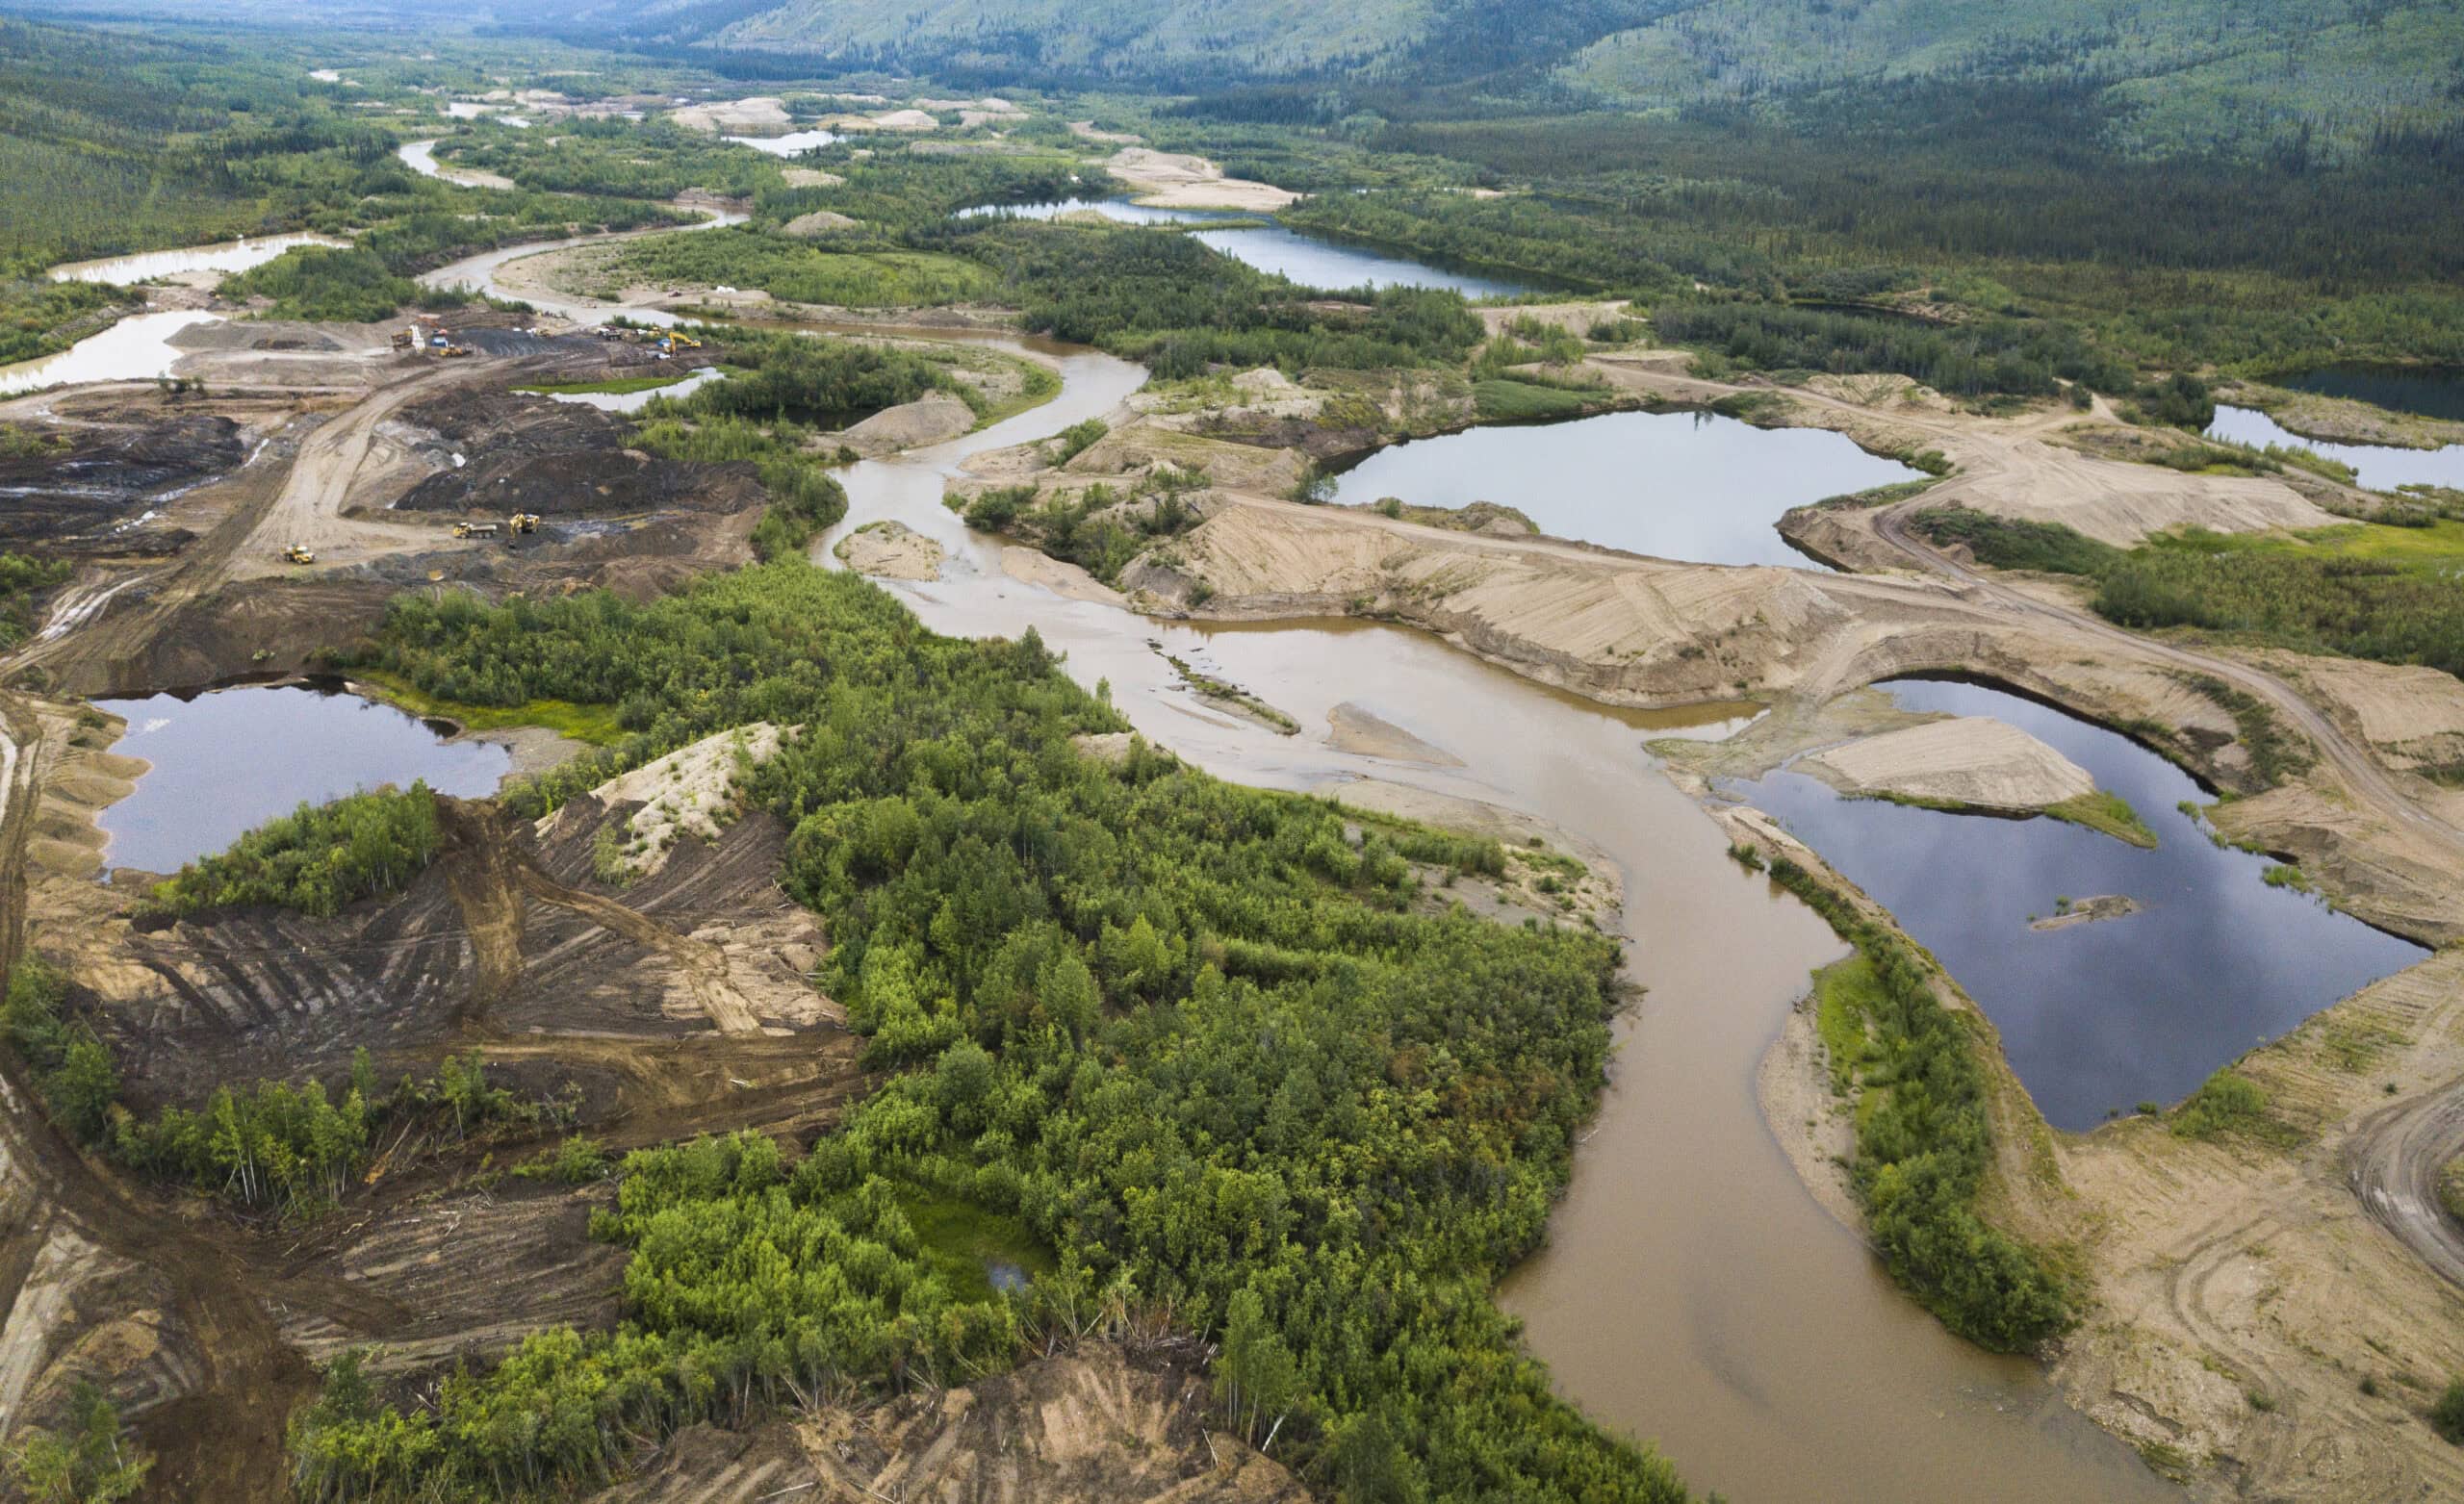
[2169, 1066, 2298, 1145]
[352, 670, 628, 746]
[1811, 955, 1883, 1095]
[1911, 506, 2121, 575]
[2438, 1159, 2464, 1226]
[592, 232, 994, 309]
[893, 1185, 1055, 1306]
[511, 372, 696, 396]
[2044, 789, 2158, 849]
[1472, 377, 1593, 422]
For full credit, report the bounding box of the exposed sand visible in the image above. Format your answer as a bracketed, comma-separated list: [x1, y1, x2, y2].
[840, 391, 975, 449]
[1001, 547, 1125, 605]
[1326, 701, 1463, 766]
[668, 96, 790, 133]
[780, 210, 859, 237]
[834, 520, 942, 580]
[1477, 300, 1631, 338]
[779, 168, 843, 188]
[2028, 893, 2140, 930]
[1801, 715, 2095, 811]
[1103, 148, 1298, 212]
[552, 722, 785, 879]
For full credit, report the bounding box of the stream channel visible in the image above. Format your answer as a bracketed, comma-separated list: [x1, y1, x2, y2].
[796, 334, 2177, 1503]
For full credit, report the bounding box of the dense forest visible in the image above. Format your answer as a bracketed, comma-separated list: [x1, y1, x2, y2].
[297, 563, 1694, 1500]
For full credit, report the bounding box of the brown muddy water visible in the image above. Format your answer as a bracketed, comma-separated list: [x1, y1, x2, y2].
[812, 341, 2177, 1502]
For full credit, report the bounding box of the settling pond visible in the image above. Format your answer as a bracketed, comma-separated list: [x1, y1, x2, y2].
[93, 683, 509, 876]
[2208, 404, 2464, 493]
[1323, 408, 1926, 567]
[955, 198, 1531, 295]
[1725, 678, 2425, 1129]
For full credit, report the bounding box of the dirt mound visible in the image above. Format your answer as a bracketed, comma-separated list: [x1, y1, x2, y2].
[391, 390, 759, 518]
[670, 96, 789, 133]
[552, 723, 786, 879]
[834, 520, 942, 580]
[1802, 715, 2094, 811]
[1104, 148, 1298, 212]
[840, 391, 973, 449]
[781, 210, 860, 237]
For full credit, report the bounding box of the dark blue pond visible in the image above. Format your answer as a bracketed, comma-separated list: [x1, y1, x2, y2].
[2277, 365, 2464, 424]
[1723, 678, 2425, 1130]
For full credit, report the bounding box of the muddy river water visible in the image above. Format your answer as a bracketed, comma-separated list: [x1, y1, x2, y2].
[800, 337, 2176, 1502]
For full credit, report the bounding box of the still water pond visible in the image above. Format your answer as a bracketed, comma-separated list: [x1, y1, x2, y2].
[2208, 405, 2464, 493]
[955, 197, 1238, 226]
[1323, 409, 1924, 567]
[725, 129, 839, 157]
[2278, 364, 2464, 424]
[1725, 678, 2424, 1129]
[953, 199, 1527, 294]
[0, 311, 223, 397]
[93, 684, 509, 875]
[48, 234, 346, 285]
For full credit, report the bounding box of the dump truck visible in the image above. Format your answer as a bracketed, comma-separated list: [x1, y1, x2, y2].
[508, 513, 540, 534]
[390, 328, 416, 352]
[452, 521, 500, 539]
[284, 544, 316, 565]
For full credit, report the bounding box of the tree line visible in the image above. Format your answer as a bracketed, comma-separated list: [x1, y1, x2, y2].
[307, 561, 1694, 1501]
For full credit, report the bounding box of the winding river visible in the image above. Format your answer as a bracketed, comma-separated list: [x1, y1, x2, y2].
[372, 226, 2175, 1502]
[796, 341, 2173, 1502]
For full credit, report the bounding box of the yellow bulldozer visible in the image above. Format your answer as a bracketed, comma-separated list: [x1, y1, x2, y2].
[283, 544, 316, 565]
[440, 344, 474, 358]
[508, 512, 541, 535]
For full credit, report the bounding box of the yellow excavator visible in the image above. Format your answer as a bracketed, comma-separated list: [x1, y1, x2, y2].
[508, 512, 541, 534]
[284, 544, 316, 565]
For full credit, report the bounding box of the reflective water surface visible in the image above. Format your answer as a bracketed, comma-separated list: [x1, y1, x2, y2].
[1724, 678, 2425, 1128]
[1324, 409, 1925, 566]
[2208, 404, 2464, 493]
[2278, 364, 2464, 424]
[93, 684, 510, 875]
[805, 338, 2177, 1504]
[48, 234, 347, 285]
[0, 311, 224, 397]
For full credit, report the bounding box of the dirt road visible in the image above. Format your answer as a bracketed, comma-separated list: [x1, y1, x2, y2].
[2347, 1082, 2464, 1287]
[227, 365, 475, 579]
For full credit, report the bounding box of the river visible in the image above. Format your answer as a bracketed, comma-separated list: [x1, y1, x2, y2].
[354, 206, 2171, 1498]
[0, 310, 224, 398]
[47, 234, 347, 285]
[801, 334, 2176, 1503]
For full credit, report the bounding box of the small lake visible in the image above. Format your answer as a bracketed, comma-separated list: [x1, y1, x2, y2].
[2277, 364, 2464, 424]
[542, 366, 723, 413]
[1192, 224, 1527, 297]
[93, 683, 510, 876]
[1323, 409, 1924, 567]
[955, 197, 1240, 226]
[951, 199, 1527, 295]
[0, 310, 224, 397]
[726, 129, 839, 157]
[48, 234, 347, 285]
[1724, 678, 2425, 1129]
[2209, 405, 2464, 493]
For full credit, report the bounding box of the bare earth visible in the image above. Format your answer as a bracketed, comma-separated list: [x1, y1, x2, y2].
[1802, 715, 2094, 811]
[834, 520, 942, 580]
[1103, 148, 1298, 212]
